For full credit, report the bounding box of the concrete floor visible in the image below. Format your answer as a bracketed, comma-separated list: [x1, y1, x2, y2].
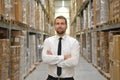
[26, 55, 107, 80]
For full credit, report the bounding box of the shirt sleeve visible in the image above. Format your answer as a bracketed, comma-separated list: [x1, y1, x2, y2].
[42, 38, 64, 65]
[57, 40, 80, 68]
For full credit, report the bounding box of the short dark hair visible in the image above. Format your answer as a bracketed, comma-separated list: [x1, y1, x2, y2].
[54, 16, 67, 25]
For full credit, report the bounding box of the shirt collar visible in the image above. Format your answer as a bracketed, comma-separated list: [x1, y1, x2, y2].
[55, 35, 67, 40]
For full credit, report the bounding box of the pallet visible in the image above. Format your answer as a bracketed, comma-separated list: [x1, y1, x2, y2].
[3, 19, 11, 24]
[29, 65, 36, 73]
[16, 21, 29, 28]
[92, 64, 110, 80]
[108, 18, 120, 24]
[10, 19, 16, 24]
[24, 66, 36, 80]
[0, 14, 4, 21]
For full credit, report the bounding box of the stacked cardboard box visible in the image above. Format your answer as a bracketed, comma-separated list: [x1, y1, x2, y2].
[11, 31, 23, 46]
[35, 5, 40, 30]
[93, 0, 109, 26]
[22, 0, 29, 24]
[10, 46, 20, 80]
[86, 33, 91, 62]
[70, 0, 77, 22]
[83, 9, 88, 29]
[109, 31, 120, 61]
[110, 61, 120, 80]
[113, 35, 120, 63]
[110, 35, 120, 80]
[0, 39, 9, 80]
[96, 32, 100, 67]
[0, 0, 5, 15]
[100, 32, 109, 73]
[4, 0, 14, 20]
[91, 32, 97, 66]
[110, 0, 120, 20]
[76, 0, 83, 11]
[14, 0, 22, 22]
[3, 0, 22, 22]
[29, 35, 36, 67]
[0, 29, 8, 39]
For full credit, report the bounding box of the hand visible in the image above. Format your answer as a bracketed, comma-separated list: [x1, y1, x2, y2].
[64, 54, 71, 60]
[47, 50, 52, 55]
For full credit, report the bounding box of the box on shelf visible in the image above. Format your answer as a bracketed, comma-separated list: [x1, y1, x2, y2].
[0, 39, 10, 80]
[10, 46, 20, 80]
[110, 0, 120, 21]
[110, 61, 120, 80]
[0, 0, 5, 15]
[113, 35, 120, 62]
[109, 31, 120, 61]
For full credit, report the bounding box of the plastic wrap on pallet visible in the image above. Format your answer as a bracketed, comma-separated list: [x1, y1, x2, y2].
[39, 6, 42, 31]
[41, 0, 46, 8]
[92, 32, 98, 66]
[31, 1, 36, 29]
[22, 0, 28, 24]
[93, 0, 100, 26]
[35, 5, 40, 30]
[88, 3, 91, 28]
[28, 0, 36, 28]
[86, 33, 91, 62]
[4, 0, 14, 20]
[76, 17, 80, 32]
[83, 0, 87, 2]
[100, 0, 109, 24]
[83, 9, 87, 29]
[29, 35, 37, 68]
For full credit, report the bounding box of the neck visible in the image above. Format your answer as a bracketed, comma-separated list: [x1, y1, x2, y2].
[57, 33, 65, 37]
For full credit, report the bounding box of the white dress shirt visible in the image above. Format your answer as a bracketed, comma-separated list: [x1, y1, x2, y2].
[42, 35, 80, 78]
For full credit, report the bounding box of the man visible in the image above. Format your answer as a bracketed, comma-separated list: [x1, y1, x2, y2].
[42, 16, 80, 80]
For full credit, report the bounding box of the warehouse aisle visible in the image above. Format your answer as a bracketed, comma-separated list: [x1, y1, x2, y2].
[26, 55, 107, 80]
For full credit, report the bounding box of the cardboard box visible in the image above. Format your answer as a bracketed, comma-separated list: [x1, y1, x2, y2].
[113, 35, 120, 62]
[0, 39, 9, 80]
[110, 61, 120, 80]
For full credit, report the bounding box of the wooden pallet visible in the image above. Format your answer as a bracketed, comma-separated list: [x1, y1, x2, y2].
[108, 18, 120, 24]
[92, 64, 110, 80]
[3, 19, 11, 24]
[10, 19, 16, 24]
[30, 66, 36, 73]
[0, 14, 4, 21]
[24, 66, 36, 80]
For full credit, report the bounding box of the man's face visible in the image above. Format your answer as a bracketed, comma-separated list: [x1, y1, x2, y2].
[54, 18, 67, 35]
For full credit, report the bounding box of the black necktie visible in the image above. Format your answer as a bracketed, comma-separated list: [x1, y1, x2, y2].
[57, 38, 62, 76]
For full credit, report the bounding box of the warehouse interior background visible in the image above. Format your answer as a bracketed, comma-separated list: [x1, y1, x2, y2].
[0, 0, 120, 80]
[55, 0, 70, 35]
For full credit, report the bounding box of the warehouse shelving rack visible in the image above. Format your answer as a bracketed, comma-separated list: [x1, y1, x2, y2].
[0, 0, 53, 80]
[70, 0, 120, 80]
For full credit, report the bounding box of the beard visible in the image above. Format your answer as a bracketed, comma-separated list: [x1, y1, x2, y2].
[56, 30, 65, 35]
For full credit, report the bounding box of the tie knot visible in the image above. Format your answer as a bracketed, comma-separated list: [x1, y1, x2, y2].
[59, 37, 62, 40]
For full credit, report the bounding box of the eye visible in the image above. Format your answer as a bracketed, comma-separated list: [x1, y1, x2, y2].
[55, 23, 59, 25]
[61, 22, 65, 25]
